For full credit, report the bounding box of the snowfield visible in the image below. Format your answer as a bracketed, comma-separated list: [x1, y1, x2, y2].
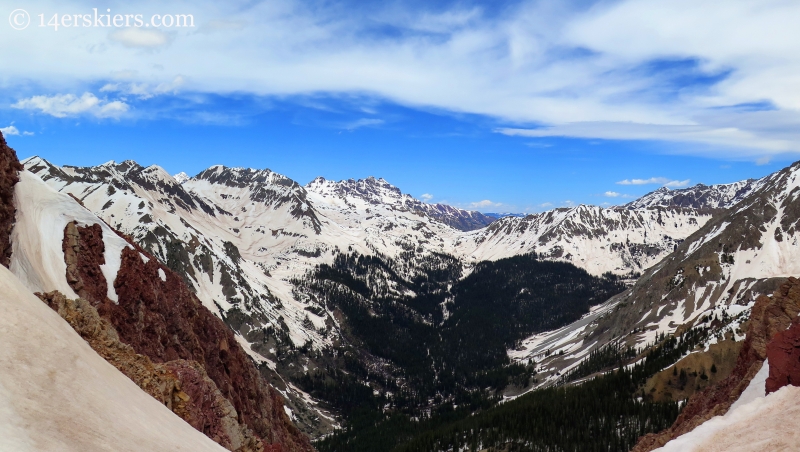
[0, 263, 227, 452]
[655, 361, 800, 452]
[9, 171, 132, 301]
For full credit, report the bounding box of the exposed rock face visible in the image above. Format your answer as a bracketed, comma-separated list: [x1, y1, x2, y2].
[62, 222, 109, 302]
[0, 131, 23, 267]
[38, 290, 264, 452]
[633, 277, 800, 452]
[766, 321, 800, 392]
[61, 223, 314, 452]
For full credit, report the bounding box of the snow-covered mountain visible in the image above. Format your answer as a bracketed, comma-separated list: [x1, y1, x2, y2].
[174, 171, 190, 184]
[20, 156, 723, 335]
[455, 205, 711, 276]
[0, 133, 312, 451]
[21, 155, 767, 435]
[625, 179, 767, 211]
[304, 175, 495, 231]
[11, 129, 800, 449]
[512, 159, 800, 390]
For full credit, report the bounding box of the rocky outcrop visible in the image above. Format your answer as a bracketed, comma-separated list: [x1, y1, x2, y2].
[62, 222, 314, 452]
[63, 222, 109, 302]
[633, 277, 800, 451]
[766, 321, 800, 392]
[0, 131, 23, 267]
[38, 290, 264, 452]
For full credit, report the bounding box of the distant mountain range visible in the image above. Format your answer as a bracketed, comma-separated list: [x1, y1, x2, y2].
[23, 153, 775, 434]
[10, 133, 800, 450]
[483, 212, 527, 219]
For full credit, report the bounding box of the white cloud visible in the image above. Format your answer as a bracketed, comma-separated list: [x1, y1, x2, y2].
[664, 179, 691, 188]
[604, 191, 620, 197]
[470, 200, 503, 209]
[616, 177, 690, 188]
[12, 93, 129, 119]
[0, 125, 33, 136]
[1, 0, 800, 157]
[497, 119, 800, 157]
[109, 28, 171, 49]
[617, 177, 668, 185]
[420, 193, 434, 201]
[0, 125, 18, 136]
[539, 202, 553, 208]
[100, 76, 186, 99]
[97, 101, 130, 118]
[562, 200, 575, 207]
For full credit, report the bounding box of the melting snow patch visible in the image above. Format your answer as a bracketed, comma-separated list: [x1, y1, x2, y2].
[158, 268, 166, 282]
[654, 360, 800, 452]
[686, 222, 729, 257]
[100, 234, 132, 303]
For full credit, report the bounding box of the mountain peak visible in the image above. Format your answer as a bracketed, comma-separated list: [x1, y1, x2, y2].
[173, 172, 190, 184]
[192, 165, 297, 190]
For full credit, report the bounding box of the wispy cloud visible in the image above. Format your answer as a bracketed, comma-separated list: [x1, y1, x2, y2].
[420, 193, 434, 201]
[2, 0, 800, 158]
[345, 118, 384, 131]
[12, 93, 129, 119]
[100, 76, 186, 100]
[616, 177, 690, 188]
[524, 142, 553, 148]
[604, 191, 620, 197]
[470, 199, 503, 209]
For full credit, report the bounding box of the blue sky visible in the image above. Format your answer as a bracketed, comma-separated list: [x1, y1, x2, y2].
[2, 0, 800, 212]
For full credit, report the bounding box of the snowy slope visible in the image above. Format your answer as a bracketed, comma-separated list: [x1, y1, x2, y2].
[10, 171, 132, 302]
[20, 157, 720, 356]
[0, 263, 227, 452]
[456, 205, 710, 276]
[654, 360, 800, 452]
[510, 160, 800, 387]
[305, 176, 494, 231]
[659, 385, 800, 451]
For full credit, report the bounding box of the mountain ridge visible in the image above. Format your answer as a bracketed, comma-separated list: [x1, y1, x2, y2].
[2, 134, 315, 452]
[20, 153, 795, 439]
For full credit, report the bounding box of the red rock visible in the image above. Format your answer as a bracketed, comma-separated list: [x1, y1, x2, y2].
[766, 319, 800, 393]
[633, 277, 800, 452]
[62, 223, 314, 452]
[62, 222, 109, 303]
[0, 131, 23, 268]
